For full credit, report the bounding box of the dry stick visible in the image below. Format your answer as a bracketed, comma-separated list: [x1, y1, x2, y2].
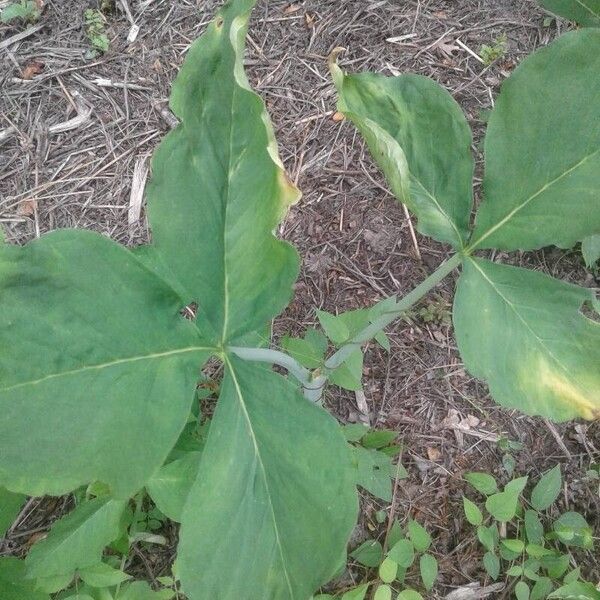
[0, 23, 44, 51]
[402, 203, 422, 261]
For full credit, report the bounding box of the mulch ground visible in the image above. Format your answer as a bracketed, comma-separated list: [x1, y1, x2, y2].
[1, 0, 598, 597]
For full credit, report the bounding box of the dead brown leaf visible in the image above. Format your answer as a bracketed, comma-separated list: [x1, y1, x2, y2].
[426, 447, 442, 461]
[283, 3, 302, 14]
[21, 60, 45, 80]
[17, 199, 37, 217]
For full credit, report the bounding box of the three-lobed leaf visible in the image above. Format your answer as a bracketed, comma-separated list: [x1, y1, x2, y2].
[0, 231, 212, 498]
[471, 30, 600, 251]
[141, 0, 299, 345]
[331, 63, 473, 249]
[178, 356, 357, 599]
[454, 258, 600, 421]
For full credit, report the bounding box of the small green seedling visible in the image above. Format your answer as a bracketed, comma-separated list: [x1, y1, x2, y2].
[479, 33, 508, 65]
[84, 8, 109, 53]
[344, 424, 407, 503]
[0, 0, 40, 23]
[322, 519, 437, 599]
[463, 465, 598, 599]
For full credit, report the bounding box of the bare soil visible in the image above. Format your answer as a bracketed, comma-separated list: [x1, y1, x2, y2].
[1, 0, 598, 597]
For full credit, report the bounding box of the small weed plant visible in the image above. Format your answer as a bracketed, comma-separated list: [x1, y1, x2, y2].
[0, 0, 40, 24]
[479, 33, 508, 65]
[0, 0, 599, 598]
[84, 8, 109, 54]
[463, 466, 598, 599]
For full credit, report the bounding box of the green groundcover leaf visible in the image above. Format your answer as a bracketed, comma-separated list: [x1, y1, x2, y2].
[146, 451, 201, 522]
[331, 62, 473, 249]
[0, 558, 49, 600]
[25, 497, 126, 579]
[0, 230, 212, 498]
[0, 486, 26, 537]
[471, 30, 600, 251]
[540, 0, 600, 26]
[141, 0, 300, 345]
[454, 258, 600, 421]
[178, 356, 358, 599]
[582, 235, 600, 268]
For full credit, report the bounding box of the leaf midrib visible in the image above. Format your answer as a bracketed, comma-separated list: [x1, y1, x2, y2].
[471, 147, 600, 249]
[575, 0, 600, 18]
[225, 356, 295, 599]
[0, 345, 213, 393]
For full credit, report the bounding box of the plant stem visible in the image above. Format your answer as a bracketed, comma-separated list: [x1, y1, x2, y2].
[324, 252, 463, 370]
[228, 252, 462, 402]
[227, 346, 313, 388]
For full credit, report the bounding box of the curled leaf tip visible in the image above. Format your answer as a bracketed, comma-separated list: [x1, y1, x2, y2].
[328, 46, 346, 70]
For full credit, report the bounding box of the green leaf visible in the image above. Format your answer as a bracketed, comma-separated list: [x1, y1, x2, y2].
[0, 1, 40, 23]
[0, 230, 212, 498]
[419, 554, 438, 591]
[146, 451, 201, 522]
[464, 472, 498, 495]
[329, 348, 364, 391]
[582, 235, 600, 268]
[341, 584, 370, 600]
[525, 510, 545, 545]
[331, 63, 473, 249]
[454, 257, 600, 421]
[116, 581, 175, 600]
[552, 512, 594, 548]
[0, 486, 25, 537]
[316, 311, 351, 345]
[471, 30, 600, 251]
[373, 585, 392, 600]
[352, 446, 393, 502]
[361, 430, 397, 449]
[388, 520, 403, 548]
[483, 552, 500, 580]
[463, 497, 483, 526]
[379, 557, 398, 583]
[486, 484, 523, 522]
[25, 497, 126, 579]
[505, 476, 529, 495]
[539, 0, 600, 26]
[564, 568, 582, 585]
[477, 524, 498, 552]
[178, 356, 357, 599]
[397, 591, 423, 600]
[350, 539, 383, 568]
[516, 581, 531, 600]
[387, 539, 415, 568]
[507, 566, 524, 577]
[78, 562, 131, 588]
[142, 0, 300, 345]
[526, 544, 554, 558]
[541, 554, 571, 579]
[343, 423, 369, 442]
[281, 329, 328, 369]
[549, 582, 600, 600]
[407, 519, 431, 552]
[531, 577, 554, 600]
[0, 558, 49, 600]
[531, 465, 562, 511]
[501, 538, 525, 553]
